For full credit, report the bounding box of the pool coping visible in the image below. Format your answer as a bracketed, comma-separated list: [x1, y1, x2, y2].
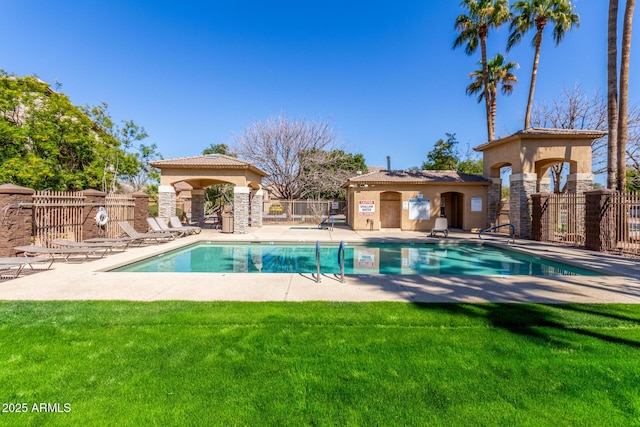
[2, 226, 640, 303]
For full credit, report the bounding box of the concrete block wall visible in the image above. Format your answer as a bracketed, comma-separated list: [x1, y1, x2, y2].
[0, 184, 35, 257]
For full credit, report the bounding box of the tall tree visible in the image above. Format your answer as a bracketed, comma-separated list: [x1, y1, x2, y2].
[508, 0, 580, 129]
[466, 53, 518, 135]
[203, 143, 235, 157]
[608, 0, 620, 189]
[422, 133, 460, 171]
[233, 114, 338, 200]
[617, 0, 636, 191]
[454, 0, 511, 141]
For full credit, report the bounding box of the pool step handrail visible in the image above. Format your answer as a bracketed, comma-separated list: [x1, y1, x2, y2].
[316, 241, 321, 283]
[337, 241, 345, 283]
[318, 215, 335, 231]
[478, 223, 515, 243]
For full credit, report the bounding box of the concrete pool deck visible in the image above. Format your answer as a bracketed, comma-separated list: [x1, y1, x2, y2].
[2, 225, 640, 303]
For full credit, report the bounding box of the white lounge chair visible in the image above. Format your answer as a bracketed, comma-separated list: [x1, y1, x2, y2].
[0, 257, 54, 279]
[430, 217, 449, 238]
[117, 221, 175, 244]
[51, 239, 130, 252]
[148, 217, 187, 237]
[13, 245, 109, 262]
[169, 216, 201, 234]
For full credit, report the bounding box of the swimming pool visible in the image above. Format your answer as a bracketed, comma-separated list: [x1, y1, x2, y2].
[112, 242, 601, 276]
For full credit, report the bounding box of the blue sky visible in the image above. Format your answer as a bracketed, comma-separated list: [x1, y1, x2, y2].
[3, 1, 637, 172]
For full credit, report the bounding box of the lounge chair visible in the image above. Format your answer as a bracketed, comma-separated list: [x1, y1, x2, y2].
[0, 257, 54, 279]
[117, 221, 175, 244]
[147, 217, 187, 237]
[430, 217, 449, 238]
[51, 239, 130, 252]
[13, 245, 109, 262]
[169, 216, 201, 234]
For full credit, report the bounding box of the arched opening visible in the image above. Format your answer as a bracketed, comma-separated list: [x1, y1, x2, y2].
[380, 191, 401, 228]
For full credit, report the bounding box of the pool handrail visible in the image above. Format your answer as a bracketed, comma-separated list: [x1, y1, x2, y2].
[478, 223, 515, 243]
[316, 241, 321, 283]
[337, 241, 345, 283]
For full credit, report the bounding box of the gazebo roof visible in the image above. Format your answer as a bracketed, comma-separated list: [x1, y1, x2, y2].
[150, 154, 268, 177]
[474, 128, 607, 152]
[342, 170, 490, 187]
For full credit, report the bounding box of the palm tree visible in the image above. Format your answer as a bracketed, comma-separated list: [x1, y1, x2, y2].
[507, 0, 580, 129]
[454, 0, 511, 141]
[608, 0, 619, 189]
[466, 53, 519, 135]
[617, 0, 636, 191]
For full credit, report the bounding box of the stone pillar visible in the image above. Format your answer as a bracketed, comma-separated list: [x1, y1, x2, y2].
[530, 193, 550, 241]
[0, 184, 34, 257]
[537, 177, 551, 193]
[567, 173, 594, 194]
[250, 189, 263, 228]
[133, 192, 150, 233]
[584, 189, 616, 252]
[509, 173, 537, 239]
[190, 189, 205, 226]
[233, 186, 250, 234]
[486, 178, 502, 228]
[82, 189, 107, 241]
[158, 185, 176, 219]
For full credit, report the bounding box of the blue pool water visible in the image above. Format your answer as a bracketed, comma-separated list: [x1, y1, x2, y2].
[112, 242, 600, 276]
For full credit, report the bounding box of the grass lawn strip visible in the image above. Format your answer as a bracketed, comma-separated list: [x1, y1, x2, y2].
[0, 302, 638, 426]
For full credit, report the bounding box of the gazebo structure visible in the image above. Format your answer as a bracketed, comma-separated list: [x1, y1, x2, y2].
[474, 128, 606, 238]
[150, 154, 268, 233]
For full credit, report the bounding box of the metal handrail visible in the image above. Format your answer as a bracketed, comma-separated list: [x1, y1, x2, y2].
[316, 241, 321, 283]
[337, 241, 345, 283]
[478, 223, 515, 243]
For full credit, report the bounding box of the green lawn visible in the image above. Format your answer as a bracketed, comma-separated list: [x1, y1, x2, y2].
[0, 302, 639, 426]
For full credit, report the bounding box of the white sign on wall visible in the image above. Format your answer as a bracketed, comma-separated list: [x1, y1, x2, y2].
[408, 198, 430, 220]
[358, 200, 375, 216]
[471, 198, 483, 212]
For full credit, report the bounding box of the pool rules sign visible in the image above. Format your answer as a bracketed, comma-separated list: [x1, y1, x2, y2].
[358, 200, 375, 216]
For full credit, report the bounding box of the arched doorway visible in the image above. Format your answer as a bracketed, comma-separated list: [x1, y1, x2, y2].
[380, 191, 401, 228]
[441, 192, 464, 229]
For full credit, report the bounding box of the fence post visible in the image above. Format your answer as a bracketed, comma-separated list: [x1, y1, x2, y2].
[584, 189, 616, 252]
[0, 184, 35, 256]
[81, 189, 107, 241]
[133, 192, 150, 232]
[530, 193, 549, 242]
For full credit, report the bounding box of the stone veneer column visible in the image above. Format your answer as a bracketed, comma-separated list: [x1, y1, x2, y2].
[486, 178, 502, 228]
[0, 184, 34, 257]
[537, 177, 551, 193]
[132, 192, 150, 233]
[509, 173, 537, 239]
[190, 189, 205, 226]
[250, 189, 263, 228]
[81, 189, 107, 241]
[566, 173, 594, 194]
[233, 186, 250, 234]
[158, 185, 176, 219]
[584, 189, 616, 252]
[530, 193, 550, 242]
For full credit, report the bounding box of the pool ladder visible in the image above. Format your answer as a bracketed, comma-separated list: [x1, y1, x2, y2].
[478, 223, 515, 243]
[315, 241, 346, 283]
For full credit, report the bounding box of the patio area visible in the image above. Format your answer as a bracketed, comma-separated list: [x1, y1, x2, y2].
[2, 225, 640, 303]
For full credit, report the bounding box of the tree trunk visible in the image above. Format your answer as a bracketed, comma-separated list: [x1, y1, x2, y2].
[617, 0, 636, 192]
[607, 0, 619, 189]
[524, 30, 543, 129]
[480, 35, 494, 141]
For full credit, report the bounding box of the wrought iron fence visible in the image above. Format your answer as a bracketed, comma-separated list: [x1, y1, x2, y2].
[263, 200, 347, 223]
[538, 193, 586, 247]
[32, 190, 85, 247]
[607, 192, 640, 257]
[104, 194, 135, 238]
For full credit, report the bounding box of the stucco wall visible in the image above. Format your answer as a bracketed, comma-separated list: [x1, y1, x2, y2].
[347, 183, 488, 231]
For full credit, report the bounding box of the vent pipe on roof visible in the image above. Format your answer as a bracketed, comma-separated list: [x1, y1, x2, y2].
[386, 155, 391, 171]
